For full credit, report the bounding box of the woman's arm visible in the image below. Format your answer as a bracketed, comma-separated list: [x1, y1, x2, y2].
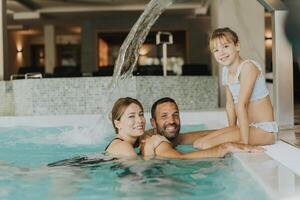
[237, 62, 259, 144]
[225, 86, 237, 127]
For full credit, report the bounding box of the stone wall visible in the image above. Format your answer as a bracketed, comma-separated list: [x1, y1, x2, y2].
[0, 76, 218, 116]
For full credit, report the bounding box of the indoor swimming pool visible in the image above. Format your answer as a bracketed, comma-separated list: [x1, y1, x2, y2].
[0, 112, 299, 200]
[0, 124, 270, 200]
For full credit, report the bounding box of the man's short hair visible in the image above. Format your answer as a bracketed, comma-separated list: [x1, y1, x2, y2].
[151, 97, 178, 119]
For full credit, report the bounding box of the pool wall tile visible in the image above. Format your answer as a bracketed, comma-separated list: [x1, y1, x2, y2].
[0, 76, 218, 116]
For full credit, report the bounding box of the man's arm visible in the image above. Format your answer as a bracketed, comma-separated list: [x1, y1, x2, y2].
[172, 130, 215, 146]
[155, 142, 263, 159]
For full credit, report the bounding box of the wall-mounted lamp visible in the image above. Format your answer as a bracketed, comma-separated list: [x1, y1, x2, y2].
[265, 36, 272, 40]
[264, 30, 272, 49]
[265, 31, 272, 40]
[16, 49, 23, 54]
[16, 47, 23, 54]
[16, 42, 24, 66]
[139, 45, 150, 56]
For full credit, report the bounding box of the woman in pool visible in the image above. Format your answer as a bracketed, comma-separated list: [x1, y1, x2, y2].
[105, 97, 146, 157]
[193, 27, 277, 149]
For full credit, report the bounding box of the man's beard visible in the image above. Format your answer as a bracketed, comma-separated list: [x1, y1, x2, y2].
[156, 122, 180, 141]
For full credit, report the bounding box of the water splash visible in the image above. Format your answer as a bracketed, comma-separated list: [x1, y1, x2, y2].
[112, 0, 176, 82]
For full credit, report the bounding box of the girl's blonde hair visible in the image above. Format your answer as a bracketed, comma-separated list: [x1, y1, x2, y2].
[209, 27, 239, 51]
[111, 97, 143, 133]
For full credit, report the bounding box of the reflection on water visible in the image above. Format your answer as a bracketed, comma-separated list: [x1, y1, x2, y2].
[0, 155, 270, 200]
[0, 126, 270, 199]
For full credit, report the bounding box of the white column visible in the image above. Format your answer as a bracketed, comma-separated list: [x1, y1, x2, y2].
[272, 11, 294, 128]
[211, 0, 265, 107]
[0, 0, 7, 80]
[44, 25, 56, 74]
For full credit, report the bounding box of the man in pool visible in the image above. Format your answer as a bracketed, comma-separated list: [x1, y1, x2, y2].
[140, 97, 263, 159]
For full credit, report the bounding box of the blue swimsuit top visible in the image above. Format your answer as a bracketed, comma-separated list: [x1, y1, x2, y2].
[222, 60, 269, 104]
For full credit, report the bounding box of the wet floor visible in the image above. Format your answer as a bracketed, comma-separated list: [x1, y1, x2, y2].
[280, 128, 300, 148]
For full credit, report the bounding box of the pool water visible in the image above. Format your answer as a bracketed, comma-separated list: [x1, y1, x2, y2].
[0, 125, 271, 200]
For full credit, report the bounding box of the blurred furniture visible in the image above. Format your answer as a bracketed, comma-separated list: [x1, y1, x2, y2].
[18, 66, 45, 75]
[53, 66, 81, 77]
[93, 65, 114, 76]
[133, 65, 163, 76]
[10, 74, 25, 80]
[182, 64, 210, 76]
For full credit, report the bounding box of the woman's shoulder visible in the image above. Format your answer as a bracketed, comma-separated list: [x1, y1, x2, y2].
[106, 139, 136, 156]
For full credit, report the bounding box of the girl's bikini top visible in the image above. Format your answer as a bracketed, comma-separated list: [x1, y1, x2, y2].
[222, 59, 269, 104]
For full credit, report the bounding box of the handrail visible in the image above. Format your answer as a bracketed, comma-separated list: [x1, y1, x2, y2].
[10, 74, 25, 80]
[256, 0, 288, 11]
[25, 73, 43, 79]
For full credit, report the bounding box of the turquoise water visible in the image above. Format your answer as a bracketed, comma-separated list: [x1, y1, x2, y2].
[0, 125, 271, 200]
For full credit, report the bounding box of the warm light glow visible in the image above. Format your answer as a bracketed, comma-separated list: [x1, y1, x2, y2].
[17, 29, 41, 35]
[16, 42, 22, 53]
[39, 50, 44, 65]
[265, 12, 272, 17]
[265, 30, 272, 49]
[69, 27, 81, 34]
[16, 47, 23, 66]
[265, 30, 272, 39]
[265, 39, 272, 48]
[139, 45, 150, 56]
[15, 36, 24, 67]
[98, 38, 108, 67]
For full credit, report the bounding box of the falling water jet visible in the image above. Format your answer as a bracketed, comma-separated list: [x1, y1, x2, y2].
[63, 0, 179, 145]
[112, 0, 176, 84]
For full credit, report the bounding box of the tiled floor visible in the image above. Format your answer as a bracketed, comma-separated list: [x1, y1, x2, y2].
[278, 101, 300, 148]
[280, 129, 300, 148]
[279, 101, 300, 148]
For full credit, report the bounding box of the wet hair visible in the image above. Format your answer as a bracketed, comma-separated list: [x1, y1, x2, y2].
[151, 97, 178, 119]
[111, 97, 143, 133]
[209, 27, 239, 51]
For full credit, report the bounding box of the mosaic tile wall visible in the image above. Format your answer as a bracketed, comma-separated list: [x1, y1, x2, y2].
[136, 76, 218, 112]
[0, 82, 14, 115]
[0, 76, 218, 116]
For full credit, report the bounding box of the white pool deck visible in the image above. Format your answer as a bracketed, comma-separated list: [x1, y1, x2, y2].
[0, 111, 300, 199]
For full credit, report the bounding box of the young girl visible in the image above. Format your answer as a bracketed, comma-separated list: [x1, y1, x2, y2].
[193, 27, 277, 149]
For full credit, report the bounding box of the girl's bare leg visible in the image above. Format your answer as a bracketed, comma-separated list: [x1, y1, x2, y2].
[193, 126, 239, 149]
[193, 127, 275, 149]
[193, 128, 240, 149]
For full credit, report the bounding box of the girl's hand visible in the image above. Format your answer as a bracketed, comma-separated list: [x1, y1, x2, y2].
[140, 135, 155, 157]
[225, 143, 265, 153]
[141, 135, 171, 157]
